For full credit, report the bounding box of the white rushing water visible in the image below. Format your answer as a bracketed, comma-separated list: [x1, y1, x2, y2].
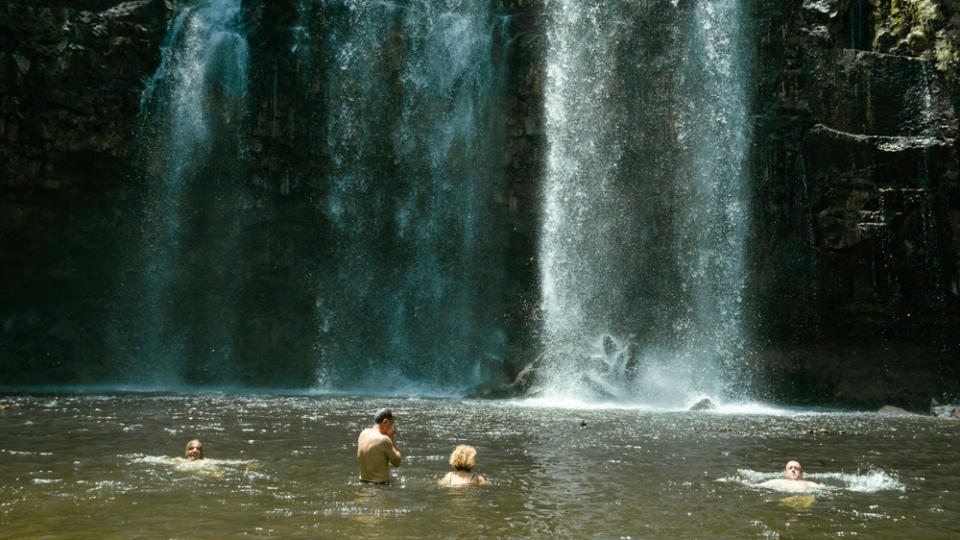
[113, 0, 249, 385]
[314, 0, 508, 393]
[538, 0, 752, 405]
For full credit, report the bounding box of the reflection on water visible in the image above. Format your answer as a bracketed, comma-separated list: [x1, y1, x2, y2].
[1, 393, 959, 538]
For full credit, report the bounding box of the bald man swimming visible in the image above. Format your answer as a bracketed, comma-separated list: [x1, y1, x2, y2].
[757, 460, 822, 493]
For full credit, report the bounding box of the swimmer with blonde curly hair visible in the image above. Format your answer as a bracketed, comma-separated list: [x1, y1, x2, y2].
[439, 445, 486, 486]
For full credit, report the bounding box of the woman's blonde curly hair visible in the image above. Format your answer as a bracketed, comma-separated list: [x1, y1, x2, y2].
[449, 444, 477, 471]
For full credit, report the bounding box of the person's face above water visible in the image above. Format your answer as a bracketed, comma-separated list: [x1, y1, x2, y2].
[785, 460, 802, 480]
[380, 417, 396, 438]
[186, 440, 203, 460]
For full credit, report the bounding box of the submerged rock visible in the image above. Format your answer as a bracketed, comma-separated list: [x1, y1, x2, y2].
[689, 398, 716, 411]
[524, 385, 545, 398]
[510, 366, 537, 394]
[878, 405, 914, 415]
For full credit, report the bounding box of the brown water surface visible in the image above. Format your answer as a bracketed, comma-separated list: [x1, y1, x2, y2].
[1, 393, 958, 538]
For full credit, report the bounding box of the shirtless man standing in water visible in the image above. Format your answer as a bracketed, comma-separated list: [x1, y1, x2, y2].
[357, 408, 402, 484]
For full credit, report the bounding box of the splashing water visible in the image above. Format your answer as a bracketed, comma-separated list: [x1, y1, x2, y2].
[538, 0, 752, 405]
[111, 0, 249, 386]
[728, 468, 906, 494]
[312, 1, 509, 394]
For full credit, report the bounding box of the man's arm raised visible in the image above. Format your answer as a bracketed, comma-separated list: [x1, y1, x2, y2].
[383, 437, 402, 467]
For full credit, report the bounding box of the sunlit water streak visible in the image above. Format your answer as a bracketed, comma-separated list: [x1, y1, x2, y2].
[2, 393, 958, 538]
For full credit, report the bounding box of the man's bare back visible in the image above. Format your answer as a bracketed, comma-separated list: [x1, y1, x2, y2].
[357, 409, 402, 483]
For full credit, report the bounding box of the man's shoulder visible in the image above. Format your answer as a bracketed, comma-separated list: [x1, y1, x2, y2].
[359, 428, 389, 444]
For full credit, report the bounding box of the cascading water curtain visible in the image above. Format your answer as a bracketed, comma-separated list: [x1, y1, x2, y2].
[314, 0, 508, 394]
[110, 0, 249, 386]
[538, 0, 751, 405]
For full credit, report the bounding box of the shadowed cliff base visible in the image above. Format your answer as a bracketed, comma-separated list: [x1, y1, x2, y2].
[755, 338, 960, 412]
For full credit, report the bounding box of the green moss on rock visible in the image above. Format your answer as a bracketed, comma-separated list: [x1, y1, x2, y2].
[873, 0, 946, 56]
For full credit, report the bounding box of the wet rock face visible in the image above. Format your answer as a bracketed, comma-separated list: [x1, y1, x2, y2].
[754, 1, 959, 316]
[751, 0, 960, 408]
[1, 1, 167, 186]
[873, 0, 949, 57]
[805, 48, 956, 138]
[0, 1, 169, 384]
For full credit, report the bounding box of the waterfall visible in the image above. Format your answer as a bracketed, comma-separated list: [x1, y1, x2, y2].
[919, 59, 936, 186]
[917, 59, 946, 306]
[849, 0, 866, 49]
[538, 0, 752, 404]
[313, 1, 508, 394]
[111, 0, 249, 386]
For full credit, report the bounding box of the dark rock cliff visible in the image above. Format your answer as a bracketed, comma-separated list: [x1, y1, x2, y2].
[0, 0, 957, 409]
[748, 0, 960, 409]
[0, 0, 169, 383]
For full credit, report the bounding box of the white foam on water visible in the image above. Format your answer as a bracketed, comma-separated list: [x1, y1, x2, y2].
[811, 469, 906, 493]
[122, 453, 170, 465]
[694, 400, 793, 416]
[517, 395, 662, 411]
[515, 394, 801, 415]
[711, 404, 786, 415]
[722, 468, 782, 485]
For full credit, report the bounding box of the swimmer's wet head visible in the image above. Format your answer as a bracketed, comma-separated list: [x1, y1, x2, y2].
[439, 445, 486, 486]
[449, 445, 477, 471]
[374, 408, 396, 439]
[785, 460, 802, 480]
[185, 439, 203, 460]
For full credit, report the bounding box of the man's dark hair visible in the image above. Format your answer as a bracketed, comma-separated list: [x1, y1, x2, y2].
[374, 408, 395, 424]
